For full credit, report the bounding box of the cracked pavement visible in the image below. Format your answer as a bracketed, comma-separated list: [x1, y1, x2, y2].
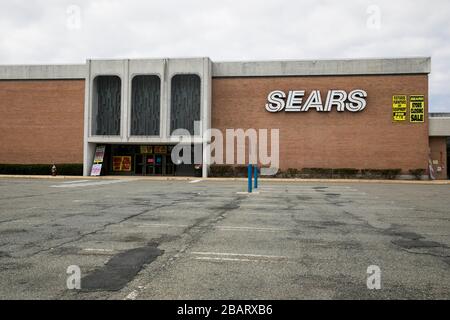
[0, 178, 449, 299]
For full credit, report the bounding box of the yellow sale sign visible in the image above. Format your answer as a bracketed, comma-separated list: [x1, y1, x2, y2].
[112, 156, 132, 171]
[410, 95, 425, 123]
[392, 95, 407, 121]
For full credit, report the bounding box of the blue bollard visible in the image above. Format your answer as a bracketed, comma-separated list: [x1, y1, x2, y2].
[247, 164, 253, 193]
[254, 165, 258, 189]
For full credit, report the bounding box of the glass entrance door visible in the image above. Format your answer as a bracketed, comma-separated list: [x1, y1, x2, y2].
[166, 155, 174, 175]
[135, 154, 155, 175]
[135, 154, 144, 175]
[154, 155, 163, 175]
[132, 146, 177, 176]
[145, 155, 155, 175]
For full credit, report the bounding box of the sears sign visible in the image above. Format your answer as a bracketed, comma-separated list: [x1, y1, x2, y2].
[265, 89, 367, 112]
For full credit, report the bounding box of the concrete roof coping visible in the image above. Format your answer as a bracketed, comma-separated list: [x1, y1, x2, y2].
[0, 64, 86, 80]
[0, 57, 431, 79]
[429, 112, 450, 118]
[212, 57, 431, 77]
[87, 57, 211, 62]
[429, 117, 450, 136]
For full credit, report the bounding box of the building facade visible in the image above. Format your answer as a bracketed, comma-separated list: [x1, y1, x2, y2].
[0, 57, 448, 179]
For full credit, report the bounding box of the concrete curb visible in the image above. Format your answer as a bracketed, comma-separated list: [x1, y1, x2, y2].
[0, 175, 196, 181]
[0, 174, 449, 185]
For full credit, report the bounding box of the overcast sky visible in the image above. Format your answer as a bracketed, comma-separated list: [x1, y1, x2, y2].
[0, 0, 449, 111]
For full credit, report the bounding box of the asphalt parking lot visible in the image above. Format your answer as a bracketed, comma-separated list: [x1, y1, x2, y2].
[0, 177, 449, 299]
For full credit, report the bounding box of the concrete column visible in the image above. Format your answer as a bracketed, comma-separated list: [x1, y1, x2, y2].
[83, 60, 92, 176]
[202, 58, 212, 178]
[161, 58, 169, 139]
[122, 59, 130, 142]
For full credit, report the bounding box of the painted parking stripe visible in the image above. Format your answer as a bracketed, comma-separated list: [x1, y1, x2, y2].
[259, 190, 367, 195]
[136, 224, 291, 232]
[192, 252, 290, 263]
[363, 207, 416, 210]
[82, 248, 115, 253]
[215, 226, 290, 232]
[194, 257, 255, 262]
[50, 180, 127, 188]
[238, 203, 294, 208]
[125, 290, 139, 300]
[258, 186, 355, 190]
[137, 223, 189, 228]
[189, 179, 202, 184]
[191, 252, 288, 259]
[61, 180, 90, 184]
[236, 191, 260, 195]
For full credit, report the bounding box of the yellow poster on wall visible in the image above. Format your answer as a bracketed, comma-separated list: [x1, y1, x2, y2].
[154, 146, 167, 154]
[140, 146, 153, 154]
[410, 95, 425, 123]
[112, 156, 132, 171]
[392, 95, 407, 121]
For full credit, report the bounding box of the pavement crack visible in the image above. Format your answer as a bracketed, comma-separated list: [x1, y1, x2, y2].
[24, 204, 170, 258]
[122, 195, 246, 295]
[397, 248, 450, 259]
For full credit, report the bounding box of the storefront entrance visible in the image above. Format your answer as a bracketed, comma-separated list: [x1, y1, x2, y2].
[101, 144, 197, 176]
[134, 154, 174, 175]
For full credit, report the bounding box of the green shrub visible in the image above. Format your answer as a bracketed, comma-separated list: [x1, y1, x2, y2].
[233, 165, 248, 177]
[277, 170, 290, 178]
[332, 168, 359, 178]
[286, 168, 299, 178]
[209, 165, 262, 177]
[301, 168, 359, 179]
[0, 163, 83, 176]
[209, 165, 234, 177]
[361, 169, 401, 179]
[409, 168, 426, 180]
[207, 165, 401, 180]
[57, 164, 84, 175]
[300, 168, 333, 178]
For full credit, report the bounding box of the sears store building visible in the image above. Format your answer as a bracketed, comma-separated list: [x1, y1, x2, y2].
[0, 57, 449, 179]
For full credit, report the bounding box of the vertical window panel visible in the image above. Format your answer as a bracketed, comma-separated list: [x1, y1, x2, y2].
[170, 74, 201, 135]
[94, 76, 121, 136]
[131, 75, 161, 136]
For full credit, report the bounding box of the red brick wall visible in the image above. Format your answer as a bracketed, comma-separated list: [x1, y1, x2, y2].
[212, 75, 429, 173]
[0, 80, 85, 164]
[429, 136, 447, 180]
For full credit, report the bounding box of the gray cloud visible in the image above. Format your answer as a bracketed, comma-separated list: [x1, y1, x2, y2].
[0, 0, 449, 111]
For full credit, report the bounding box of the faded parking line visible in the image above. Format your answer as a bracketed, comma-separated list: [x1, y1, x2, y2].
[191, 252, 288, 259]
[191, 251, 290, 263]
[137, 223, 189, 228]
[82, 248, 115, 254]
[50, 180, 128, 188]
[135, 223, 292, 232]
[61, 180, 90, 184]
[216, 226, 290, 232]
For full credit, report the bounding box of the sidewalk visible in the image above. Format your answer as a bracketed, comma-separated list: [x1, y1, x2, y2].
[0, 174, 449, 184]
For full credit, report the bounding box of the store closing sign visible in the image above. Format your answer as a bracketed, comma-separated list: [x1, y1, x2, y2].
[392, 95, 407, 121]
[265, 89, 367, 113]
[410, 95, 425, 123]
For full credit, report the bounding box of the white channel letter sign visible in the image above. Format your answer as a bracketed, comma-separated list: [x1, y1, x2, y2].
[265, 89, 367, 112]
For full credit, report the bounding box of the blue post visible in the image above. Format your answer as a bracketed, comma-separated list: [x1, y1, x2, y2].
[254, 165, 258, 189]
[247, 164, 253, 193]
